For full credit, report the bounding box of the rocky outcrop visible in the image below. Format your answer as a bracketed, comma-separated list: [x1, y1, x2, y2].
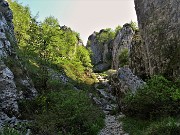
[48, 68, 68, 84]
[111, 24, 134, 70]
[88, 24, 134, 72]
[110, 67, 145, 110]
[87, 30, 113, 72]
[0, 0, 37, 127]
[134, 0, 180, 80]
[129, 31, 147, 79]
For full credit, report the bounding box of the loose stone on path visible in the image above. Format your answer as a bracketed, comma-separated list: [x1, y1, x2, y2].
[99, 115, 128, 135]
[92, 74, 128, 135]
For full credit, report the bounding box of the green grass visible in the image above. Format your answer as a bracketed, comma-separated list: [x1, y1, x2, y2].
[120, 117, 150, 135]
[120, 116, 180, 135]
[0, 127, 20, 135]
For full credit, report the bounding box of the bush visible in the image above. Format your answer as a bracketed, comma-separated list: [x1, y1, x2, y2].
[146, 117, 180, 135]
[123, 76, 180, 118]
[20, 90, 104, 135]
[121, 116, 180, 135]
[47, 79, 75, 91]
[129, 21, 138, 31]
[119, 48, 129, 67]
[120, 116, 150, 135]
[0, 127, 20, 135]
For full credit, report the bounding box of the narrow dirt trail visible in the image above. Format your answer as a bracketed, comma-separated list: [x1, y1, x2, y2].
[99, 114, 128, 135]
[90, 74, 129, 135]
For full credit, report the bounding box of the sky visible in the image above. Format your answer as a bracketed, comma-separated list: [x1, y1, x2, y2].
[17, 0, 137, 44]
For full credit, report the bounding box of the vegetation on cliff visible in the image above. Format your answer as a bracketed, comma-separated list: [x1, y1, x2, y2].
[121, 76, 180, 135]
[7, 0, 104, 134]
[123, 76, 180, 117]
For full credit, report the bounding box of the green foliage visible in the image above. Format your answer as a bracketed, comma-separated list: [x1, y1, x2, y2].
[121, 116, 180, 135]
[146, 117, 180, 135]
[96, 28, 115, 44]
[123, 76, 180, 118]
[115, 25, 122, 35]
[54, 59, 94, 85]
[8, 0, 31, 47]
[8, 1, 102, 135]
[8, 0, 93, 89]
[119, 48, 129, 67]
[120, 117, 150, 135]
[47, 79, 73, 91]
[75, 46, 92, 67]
[0, 127, 20, 135]
[129, 21, 138, 31]
[96, 83, 106, 89]
[19, 90, 105, 135]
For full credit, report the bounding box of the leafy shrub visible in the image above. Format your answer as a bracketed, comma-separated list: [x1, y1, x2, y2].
[47, 79, 75, 91]
[76, 46, 92, 68]
[96, 28, 115, 44]
[119, 48, 129, 67]
[129, 21, 139, 31]
[20, 90, 104, 135]
[121, 116, 180, 135]
[96, 83, 106, 89]
[120, 116, 150, 135]
[115, 25, 122, 36]
[146, 117, 180, 135]
[0, 127, 20, 135]
[123, 76, 180, 118]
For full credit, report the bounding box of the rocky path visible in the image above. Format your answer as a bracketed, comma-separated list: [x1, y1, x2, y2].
[90, 74, 128, 135]
[99, 114, 128, 135]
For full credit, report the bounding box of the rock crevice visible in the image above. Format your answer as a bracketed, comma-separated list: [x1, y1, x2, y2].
[0, 0, 37, 127]
[87, 24, 134, 72]
[112, 24, 134, 70]
[134, 0, 180, 80]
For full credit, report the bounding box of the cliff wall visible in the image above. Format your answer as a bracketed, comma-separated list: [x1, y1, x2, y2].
[134, 0, 180, 79]
[0, 0, 37, 127]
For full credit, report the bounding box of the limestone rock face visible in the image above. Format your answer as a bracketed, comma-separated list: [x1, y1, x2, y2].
[129, 31, 147, 79]
[87, 30, 113, 72]
[88, 24, 134, 72]
[48, 68, 68, 84]
[0, 64, 18, 115]
[112, 24, 134, 70]
[110, 67, 145, 94]
[110, 67, 145, 110]
[134, 0, 180, 80]
[0, 0, 37, 127]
